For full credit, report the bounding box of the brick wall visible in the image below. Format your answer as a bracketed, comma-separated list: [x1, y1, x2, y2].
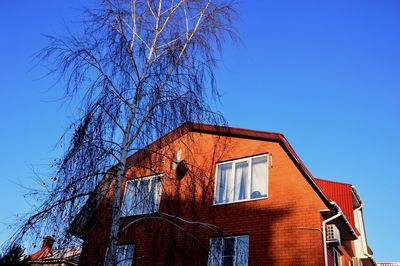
[78, 131, 352, 265]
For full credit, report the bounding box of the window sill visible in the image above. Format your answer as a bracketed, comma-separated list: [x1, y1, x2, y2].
[120, 211, 158, 219]
[212, 196, 268, 206]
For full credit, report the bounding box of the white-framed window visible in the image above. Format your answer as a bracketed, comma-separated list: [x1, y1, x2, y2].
[121, 174, 163, 216]
[116, 244, 135, 266]
[208, 235, 249, 266]
[333, 247, 342, 266]
[214, 154, 268, 204]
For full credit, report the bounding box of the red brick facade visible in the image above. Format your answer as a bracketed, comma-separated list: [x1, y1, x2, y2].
[75, 123, 362, 265]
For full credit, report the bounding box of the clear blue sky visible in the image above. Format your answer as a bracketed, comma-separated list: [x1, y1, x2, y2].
[1, 0, 399, 261]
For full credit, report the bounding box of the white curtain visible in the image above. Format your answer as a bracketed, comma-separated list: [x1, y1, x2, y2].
[216, 163, 232, 203]
[251, 156, 268, 199]
[234, 162, 248, 201]
[121, 175, 163, 216]
[151, 175, 163, 212]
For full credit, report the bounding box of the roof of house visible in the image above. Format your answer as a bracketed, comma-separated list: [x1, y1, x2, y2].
[126, 122, 331, 204]
[30, 236, 80, 265]
[69, 122, 358, 239]
[30, 236, 55, 260]
[313, 178, 360, 236]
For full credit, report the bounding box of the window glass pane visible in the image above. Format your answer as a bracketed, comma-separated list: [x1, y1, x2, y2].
[116, 244, 135, 266]
[208, 238, 222, 266]
[121, 175, 163, 216]
[208, 236, 249, 266]
[222, 256, 234, 266]
[223, 238, 235, 256]
[216, 163, 232, 204]
[140, 179, 153, 213]
[235, 236, 249, 266]
[121, 182, 135, 216]
[251, 156, 268, 199]
[234, 162, 248, 201]
[135, 179, 147, 214]
[151, 176, 163, 212]
[333, 248, 341, 266]
[215, 155, 268, 204]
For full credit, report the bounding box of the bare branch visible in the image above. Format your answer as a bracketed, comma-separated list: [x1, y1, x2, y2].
[15, 1, 237, 265]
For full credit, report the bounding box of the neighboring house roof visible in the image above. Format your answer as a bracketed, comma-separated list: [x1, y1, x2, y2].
[30, 236, 55, 261]
[29, 236, 80, 265]
[69, 122, 357, 239]
[313, 177, 360, 236]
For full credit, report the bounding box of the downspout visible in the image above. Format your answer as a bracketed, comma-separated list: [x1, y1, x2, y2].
[322, 202, 342, 266]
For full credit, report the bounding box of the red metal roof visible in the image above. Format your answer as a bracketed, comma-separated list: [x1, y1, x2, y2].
[313, 178, 360, 236]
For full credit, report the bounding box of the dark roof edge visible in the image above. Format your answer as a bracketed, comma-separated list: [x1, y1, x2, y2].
[351, 185, 363, 205]
[331, 202, 359, 239]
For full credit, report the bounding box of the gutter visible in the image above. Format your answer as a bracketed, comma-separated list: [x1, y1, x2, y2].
[331, 202, 358, 238]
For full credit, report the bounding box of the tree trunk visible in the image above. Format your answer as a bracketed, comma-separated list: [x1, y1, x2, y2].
[104, 104, 136, 266]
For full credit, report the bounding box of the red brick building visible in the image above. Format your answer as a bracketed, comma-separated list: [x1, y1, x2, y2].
[71, 123, 376, 265]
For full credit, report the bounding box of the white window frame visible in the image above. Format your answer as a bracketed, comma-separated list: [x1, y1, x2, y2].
[208, 235, 249, 266]
[333, 247, 342, 266]
[105, 244, 135, 266]
[213, 154, 269, 205]
[121, 174, 164, 217]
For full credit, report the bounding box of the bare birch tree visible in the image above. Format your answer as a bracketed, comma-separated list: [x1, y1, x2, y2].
[9, 0, 236, 265]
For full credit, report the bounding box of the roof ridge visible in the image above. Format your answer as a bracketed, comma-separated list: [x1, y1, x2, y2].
[188, 122, 284, 136]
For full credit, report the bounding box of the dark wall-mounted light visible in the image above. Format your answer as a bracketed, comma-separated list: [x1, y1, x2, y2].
[176, 160, 188, 180]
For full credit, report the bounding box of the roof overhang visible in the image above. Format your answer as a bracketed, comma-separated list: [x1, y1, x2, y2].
[351, 185, 363, 208]
[321, 203, 358, 241]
